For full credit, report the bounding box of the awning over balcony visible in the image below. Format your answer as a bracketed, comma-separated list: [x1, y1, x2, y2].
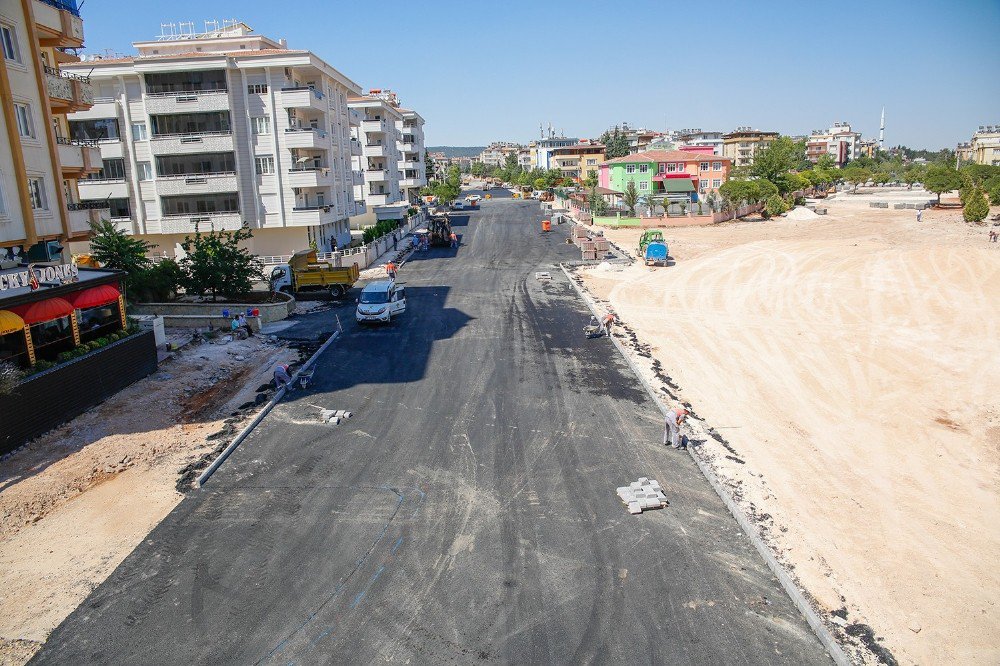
[0, 310, 26, 336]
[10, 297, 75, 324]
[662, 178, 696, 193]
[66, 284, 120, 309]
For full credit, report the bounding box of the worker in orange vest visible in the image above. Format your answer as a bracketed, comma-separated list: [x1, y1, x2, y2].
[385, 261, 397, 280]
[449, 232, 458, 248]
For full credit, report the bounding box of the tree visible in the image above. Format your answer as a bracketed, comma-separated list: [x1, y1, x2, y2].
[599, 128, 630, 159]
[471, 161, 486, 178]
[424, 151, 435, 181]
[179, 225, 263, 300]
[533, 177, 548, 191]
[588, 188, 608, 217]
[923, 165, 964, 204]
[902, 164, 925, 189]
[502, 152, 520, 183]
[841, 166, 871, 193]
[748, 136, 805, 194]
[718, 178, 777, 207]
[88, 219, 154, 296]
[963, 187, 989, 223]
[778, 171, 810, 195]
[815, 154, 837, 170]
[582, 171, 599, 189]
[622, 180, 639, 216]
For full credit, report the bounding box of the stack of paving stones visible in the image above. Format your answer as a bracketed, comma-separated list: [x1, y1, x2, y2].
[616, 477, 668, 514]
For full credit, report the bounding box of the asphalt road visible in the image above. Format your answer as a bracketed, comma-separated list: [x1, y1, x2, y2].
[34, 197, 831, 665]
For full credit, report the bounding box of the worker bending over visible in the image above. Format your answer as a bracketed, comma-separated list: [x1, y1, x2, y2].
[600, 312, 617, 338]
[663, 407, 689, 449]
[274, 364, 293, 391]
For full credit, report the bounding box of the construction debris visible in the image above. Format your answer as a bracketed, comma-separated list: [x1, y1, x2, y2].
[317, 408, 353, 425]
[535, 271, 552, 280]
[616, 477, 668, 514]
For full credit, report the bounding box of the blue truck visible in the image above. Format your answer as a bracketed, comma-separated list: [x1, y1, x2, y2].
[644, 241, 668, 266]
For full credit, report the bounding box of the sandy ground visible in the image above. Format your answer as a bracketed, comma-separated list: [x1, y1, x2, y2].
[0, 332, 298, 664]
[579, 190, 1000, 665]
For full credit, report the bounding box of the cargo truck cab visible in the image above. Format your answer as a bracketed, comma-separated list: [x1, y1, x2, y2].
[355, 280, 406, 324]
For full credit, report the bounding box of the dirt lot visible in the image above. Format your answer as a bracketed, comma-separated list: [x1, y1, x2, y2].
[0, 331, 299, 664]
[579, 190, 1000, 665]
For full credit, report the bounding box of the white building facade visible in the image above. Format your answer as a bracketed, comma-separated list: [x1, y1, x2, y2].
[62, 23, 363, 258]
[396, 106, 426, 203]
[348, 94, 402, 209]
[806, 122, 862, 166]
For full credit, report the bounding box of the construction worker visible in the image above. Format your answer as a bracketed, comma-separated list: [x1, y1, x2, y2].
[663, 407, 689, 449]
[273, 364, 292, 391]
[600, 312, 617, 337]
[385, 260, 397, 280]
[449, 231, 458, 248]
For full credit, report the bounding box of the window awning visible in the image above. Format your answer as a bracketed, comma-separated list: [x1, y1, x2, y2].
[10, 298, 75, 325]
[663, 178, 696, 193]
[66, 284, 120, 310]
[0, 310, 26, 336]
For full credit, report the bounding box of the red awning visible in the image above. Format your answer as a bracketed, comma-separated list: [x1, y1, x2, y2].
[10, 297, 75, 325]
[66, 284, 120, 309]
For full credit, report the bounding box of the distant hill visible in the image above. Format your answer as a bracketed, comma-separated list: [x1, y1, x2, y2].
[427, 146, 484, 158]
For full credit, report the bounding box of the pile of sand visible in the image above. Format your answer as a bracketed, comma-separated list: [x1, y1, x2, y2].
[785, 206, 819, 220]
[581, 200, 1000, 665]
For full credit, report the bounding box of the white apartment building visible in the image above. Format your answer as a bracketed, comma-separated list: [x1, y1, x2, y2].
[348, 93, 403, 209]
[1, 0, 100, 262]
[61, 21, 364, 259]
[395, 106, 426, 203]
[806, 121, 862, 166]
[675, 128, 723, 155]
[532, 137, 577, 171]
[968, 125, 1000, 166]
[478, 141, 521, 168]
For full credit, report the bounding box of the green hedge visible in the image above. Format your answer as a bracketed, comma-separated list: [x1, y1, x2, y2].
[31, 325, 139, 375]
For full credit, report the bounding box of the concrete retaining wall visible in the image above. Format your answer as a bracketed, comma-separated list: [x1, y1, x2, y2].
[131, 292, 294, 324]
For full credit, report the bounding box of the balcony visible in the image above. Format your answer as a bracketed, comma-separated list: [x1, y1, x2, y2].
[45, 68, 94, 113]
[361, 118, 388, 134]
[365, 192, 391, 207]
[365, 169, 387, 182]
[66, 200, 108, 236]
[399, 160, 422, 170]
[287, 167, 333, 188]
[144, 89, 230, 115]
[155, 173, 239, 196]
[78, 178, 129, 199]
[398, 142, 416, 152]
[400, 177, 425, 188]
[159, 212, 243, 234]
[363, 144, 387, 158]
[284, 127, 329, 150]
[279, 87, 326, 112]
[349, 138, 362, 156]
[33, 0, 84, 49]
[56, 138, 101, 175]
[288, 206, 335, 227]
[352, 170, 364, 185]
[149, 132, 234, 156]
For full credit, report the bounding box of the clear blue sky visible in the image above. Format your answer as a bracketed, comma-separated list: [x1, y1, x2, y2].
[77, 0, 999, 149]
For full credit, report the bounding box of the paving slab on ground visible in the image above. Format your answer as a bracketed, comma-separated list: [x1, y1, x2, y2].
[32, 197, 831, 665]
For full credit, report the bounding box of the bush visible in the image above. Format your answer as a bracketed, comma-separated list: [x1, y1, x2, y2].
[34, 360, 55, 372]
[764, 194, 789, 219]
[963, 188, 989, 224]
[989, 183, 1000, 206]
[131, 259, 183, 303]
[0, 360, 21, 395]
[57, 351, 72, 362]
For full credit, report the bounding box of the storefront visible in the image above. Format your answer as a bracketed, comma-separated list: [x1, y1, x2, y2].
[0, 263, 126, 369]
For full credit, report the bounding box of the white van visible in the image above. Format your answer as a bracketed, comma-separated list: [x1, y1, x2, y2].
[355, 280, 406, 324]
[531, 190, 544, 199]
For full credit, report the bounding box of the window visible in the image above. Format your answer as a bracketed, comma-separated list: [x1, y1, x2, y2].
[137, 161, 152, 181]
[639, 164, 649, 173]
[251, 116, 270, 135]
[639, 181, 649, 191]
[107, 198, 130, 218]
[700, 162, 709, 171]
[70, 118, 120, 141]
[27, 177, 46, 210]
[712, 161, 722, 171]
[1, 24, 20, 63]
[255, 156, 275, 175]
[666, 163, 677, 173]
[712, 179, 722, 188]
[658, 163, 666, 173]
[586, 159, 596, 166]
[14, 104, 33, 138]
[87, 158, 126, 181]
[625, 164, 635, 174]
[248, 83, 268, 94]
[131, 122, 148, 141]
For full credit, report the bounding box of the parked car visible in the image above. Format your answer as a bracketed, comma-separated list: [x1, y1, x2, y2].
[356, 280, 407, 324]
[465, 194, 482, 202]
[452, 200, 466, 210]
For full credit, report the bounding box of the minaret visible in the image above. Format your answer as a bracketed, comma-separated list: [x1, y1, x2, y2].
[879, 107, 885, 149]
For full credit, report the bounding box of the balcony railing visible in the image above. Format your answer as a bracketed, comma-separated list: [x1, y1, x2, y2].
[285, 127, 327, 137]
[37, 0, 80, 17]
[145, 88, 227, 98]
[55, 136, 98, 147]
[151, 130, 233, 140]
[43, 64, 90, 82]
[82, 176, 126, 183]
[158, 171, 236, 180]
[281, 86, 323, 99]
[289, 166, 326, 172]
[67, 200, 110, 211]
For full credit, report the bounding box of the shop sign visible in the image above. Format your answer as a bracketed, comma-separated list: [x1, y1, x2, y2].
[0, 263, 79, 292]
